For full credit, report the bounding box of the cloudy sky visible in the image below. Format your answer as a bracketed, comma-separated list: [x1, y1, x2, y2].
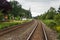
[8, 0, 60, 17]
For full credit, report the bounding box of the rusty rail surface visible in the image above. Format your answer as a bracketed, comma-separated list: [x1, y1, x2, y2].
[41, 22, 48, 40]
[27, 20, 48, 40]
[27, 22, 38, 40]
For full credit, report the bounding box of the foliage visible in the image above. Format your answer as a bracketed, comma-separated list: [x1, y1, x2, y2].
[9, 1, 32, 19]
[54, 14, 60, 25]
[0, 0, 32, 21]
[58, 6, 60, 13]
[43, 20, 56, 29]
[35, 6, 60, 40]
[37, 7, 57, 20]
[0, 20, 31, 29]
[0, 10, 4, 20]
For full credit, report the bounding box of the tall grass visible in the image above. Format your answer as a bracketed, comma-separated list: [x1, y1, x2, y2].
[42, 19, 60, 40]
[0, 20, 31, 29]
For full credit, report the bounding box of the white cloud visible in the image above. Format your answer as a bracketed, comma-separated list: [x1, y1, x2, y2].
[50, 0, 60, 10]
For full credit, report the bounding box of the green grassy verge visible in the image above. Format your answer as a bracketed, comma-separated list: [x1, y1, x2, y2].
[0, 20, 31, 29]
[55, 26, 60, 39]
[42, 20, 56, 29]
[42, 19, 60, 40]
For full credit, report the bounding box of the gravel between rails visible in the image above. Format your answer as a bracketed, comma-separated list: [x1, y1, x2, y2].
[29, 20, 45, 40]
[29, 20, 58, 40]
[0, 20, 38, 40]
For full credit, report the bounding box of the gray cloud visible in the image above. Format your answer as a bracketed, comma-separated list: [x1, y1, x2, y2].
[7, 0, 60, 17]
[25, 0, 57, 2]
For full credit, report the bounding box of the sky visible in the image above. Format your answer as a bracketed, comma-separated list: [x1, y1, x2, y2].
[7, 0, 60, 17]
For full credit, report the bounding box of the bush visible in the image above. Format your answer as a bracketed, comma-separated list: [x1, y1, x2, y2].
[43, 20, 57, 29]
[48, 22, 56, 29]
[0, 20, 31, 29]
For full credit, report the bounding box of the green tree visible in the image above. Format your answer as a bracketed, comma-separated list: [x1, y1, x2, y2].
[9, 1, 32, 20]
[58, 6, 60, 13]
[0, 10, 4, 20]
[9, 1, 22, 19]
[46, 7, 56, 19]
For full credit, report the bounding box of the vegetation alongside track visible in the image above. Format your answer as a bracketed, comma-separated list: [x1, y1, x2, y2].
[0, 20, 32, 29]
[35, 7, 60, 40]
[0, 0, 32, 30]
[42, 19, 60, 40]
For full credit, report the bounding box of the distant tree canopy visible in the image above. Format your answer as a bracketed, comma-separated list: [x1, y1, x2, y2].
[9, 1, 32, 18]
[0, 0, 32, 21]
[58, 6, 60, 13]
[36, 7, 57, 20]
[36, 6, 60, 25]
[33, 7, 60, 29]
[46, 7, 56, 19]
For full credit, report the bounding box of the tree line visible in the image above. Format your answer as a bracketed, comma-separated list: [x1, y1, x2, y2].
[37, 7, 60, 22]
[0, 0, 32, 21]
[35, 6, 60, 28]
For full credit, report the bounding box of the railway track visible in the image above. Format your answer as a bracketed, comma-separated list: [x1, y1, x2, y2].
[27, 20, 57, 40]
[0, 20, 57, 40]
[27, 20, 48, 40]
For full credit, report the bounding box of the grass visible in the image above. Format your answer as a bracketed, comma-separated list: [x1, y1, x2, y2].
[42, 19, 60, 40]
[0, 20, 31, 29]
[56, 26, 60, 32]
[55, 26, 60, 40]
[42, 20, 55, 25]
[42, 20, 56, 29]
[42, 20, 60, 30]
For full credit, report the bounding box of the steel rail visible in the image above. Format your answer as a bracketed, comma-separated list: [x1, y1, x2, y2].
[27, 21, 48, 40]
[41, 21, 48, 40]
[27, 22, 38, 40]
